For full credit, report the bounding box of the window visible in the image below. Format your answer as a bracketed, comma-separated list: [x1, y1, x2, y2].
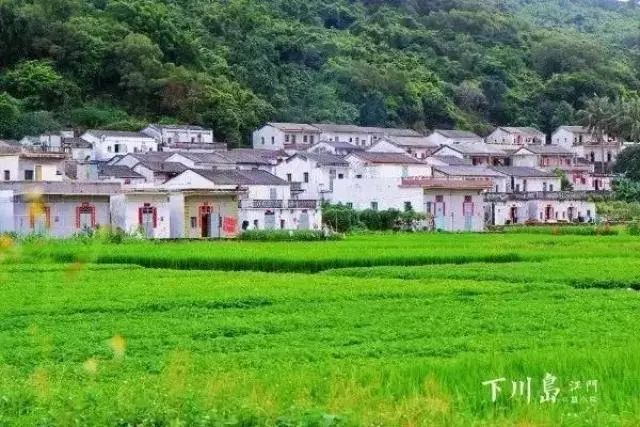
[107, 146, 112, 153]
[309, 135, 314, 144]
[371, 201, 378, 211]
[356, 174, 363, 179]
[261, 137, 265, 145]
[338, 173, 344, 179]
[464, 195, 472, 203]
[285, 134, 290, 143]
[291, 135, 297, 144]
[303, 135, 308, 143]
[191, 137, 195, 143]
[349, 137, 353, 142]
[515, 184, 520, 192]
[356, 137, 359, 144]
[335, 136, 340, 142]
[523, 179, 527, 192]
[404, 202, 412, 212]
[402, 166, 409, 177]
[549, 184, 554, 192]
[271, 136, 275, 144]
[346, 202, 353, 209]
[197, 134, 202, 142]
[426, 202, 433, 214]
[286, 173, 292, 182]
[270, 188, 278, 200]
[280, 219, 285, 229]
[24, 170, 34, 181]
[114, 144, 121, 153]
[3, 170, 9, 181]
[607, 152, 612, 163]
[168, 138, 173, 144]
[303, 172, 309, 183]
[253, 219, 259, 229]
[190, 217, 197, 228]
[543, 182, 547, 192]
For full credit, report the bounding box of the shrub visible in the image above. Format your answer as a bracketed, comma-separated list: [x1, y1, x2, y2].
[239, 230, 344, 241]
[628, 221, 640, 236]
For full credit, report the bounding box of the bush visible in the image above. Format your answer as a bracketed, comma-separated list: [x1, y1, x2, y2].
[239, 230, 344, 241]
[627, 221, 640, 236]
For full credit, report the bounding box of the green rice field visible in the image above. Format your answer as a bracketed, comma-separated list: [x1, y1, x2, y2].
[1, 233, 640, 426]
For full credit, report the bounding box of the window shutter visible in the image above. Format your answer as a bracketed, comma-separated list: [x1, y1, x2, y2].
[153, 208, 158, 228]
[138, 207, 143, 225]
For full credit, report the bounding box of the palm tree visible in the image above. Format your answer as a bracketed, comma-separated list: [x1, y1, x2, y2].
[578, 96, 616, 172]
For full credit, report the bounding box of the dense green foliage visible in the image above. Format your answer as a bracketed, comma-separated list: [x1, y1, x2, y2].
[2, 0, 640, 144]
[2, 234, 640, 424]
[323, 204, 425, 232]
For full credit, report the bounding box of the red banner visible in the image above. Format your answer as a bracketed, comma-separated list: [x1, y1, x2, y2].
[223, 216, 237, 234]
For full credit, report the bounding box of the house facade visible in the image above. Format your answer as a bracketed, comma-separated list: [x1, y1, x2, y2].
[425, 129, 484, 146]
[485, 127, 547, 145]
[252, 123, 322, 150]
[274, 153, 351, 201]
[0, 150, 66, 182]
[80, 130, 158, 161]
[110, 191, 172, 238]
[142, 124, 214, 145]
[0, 182, 118, 237]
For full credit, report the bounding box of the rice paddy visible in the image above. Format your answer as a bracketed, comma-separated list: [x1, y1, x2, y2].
[1, 233, 639, 426]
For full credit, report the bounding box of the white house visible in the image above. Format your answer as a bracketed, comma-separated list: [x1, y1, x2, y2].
[491, 166, 560, 193]
[511, 145, 576, 170]
[313, 124, 423, 148]
[485, 192, 596, 226]
[80, 130, 158, 161]
[164, 169, 321, 231]
[274, 152, 351, 201]
[485, 127, 547, 145]
[425, 129, 483, 146]
[431, 143, 509, 167]
[0, 148, 66, 182]
[142, 124, 214, 145]
[332, 176, 491, 232]
[113, 152, 175, 169]
[110, 190, 172, 238]
[306, 141, 363, 157]
[252, 123, 322, 150]
[551, 126, 619, 148]
[431, 165, 508, 193]
[369, 136, 439, 159]
[0, 181, 119, 237]
[344, 152, 431, 179]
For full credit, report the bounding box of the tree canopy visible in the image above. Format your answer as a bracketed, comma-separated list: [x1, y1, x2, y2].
[1, 0, 640, 145]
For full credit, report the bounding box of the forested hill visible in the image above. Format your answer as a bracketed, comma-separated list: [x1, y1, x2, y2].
[1, 0, 640, 146]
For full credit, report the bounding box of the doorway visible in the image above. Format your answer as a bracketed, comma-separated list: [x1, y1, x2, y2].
[510, 206, 518, 224]
[199, 205, 213, 238]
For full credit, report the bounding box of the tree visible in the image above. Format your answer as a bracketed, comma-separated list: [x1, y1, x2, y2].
[613, 144, 640, 181]
[553, 168, 574, 191]
[578, 96, 616, 170]
[0, 92, 21, 138]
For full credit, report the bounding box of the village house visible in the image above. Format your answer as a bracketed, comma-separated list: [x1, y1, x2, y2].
[110, 190, 172, 238]
[485, 191, 596, 226]
[0, 181, 119, 237]
[312, 124, 423, 148]
[551, 126, 618, 148]
[431, 165, 508, 193]
[165, 169, 320, 232]
[511, 145, 576, 169]
[80, 130, 158, 161]
[252, 123, 322, 150]
[132, 162, 188, 185]
[431, 143, 509, 166]
[274, 152, 351, 201]
[62, 138, 93, 161]
[19, 130, 74, 152]
[332, 176, 491, 231]
[485, 127, 547, 145]
[306, 141, 363, 157]
[97, 165, 146, 186]
[163, 152, 228, 169]
[369, 136, 439, 159]
[344, 151, 431, 179]
[425, 129, 484, 146]
[113, 152, 175, 169]
[0, 147, 66, 182]
[491, 166, 560, 193]
[142, 124, 215, 145]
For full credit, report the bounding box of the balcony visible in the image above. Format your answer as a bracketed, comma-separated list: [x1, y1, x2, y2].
[484, 190, 612, 203]
[241, 199, 284, 209]
[290, 182, 303, 192]
[288, 200, 317, 209]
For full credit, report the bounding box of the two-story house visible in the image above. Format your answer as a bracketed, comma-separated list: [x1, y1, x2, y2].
[252, 123, 322, 150]
[485, 127, 547, 145]
[274, 152, 351, 201]
[425, 129, 484, 146]
[80, 130, 158, 161]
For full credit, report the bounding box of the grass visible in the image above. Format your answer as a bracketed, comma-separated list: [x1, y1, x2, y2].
[1, 233, 639, 425]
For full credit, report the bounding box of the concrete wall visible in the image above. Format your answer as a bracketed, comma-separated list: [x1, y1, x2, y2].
[110, 193, 171, 238]
[490, 199, 596, 225]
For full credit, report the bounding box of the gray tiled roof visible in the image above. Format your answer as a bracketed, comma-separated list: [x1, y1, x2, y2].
[86, 130, 154, 139]
[294, 152, 350, 166]
[192, 169, 289, 186]
[520, 145, 574, 155]
[136, 162, 188, 174]
[500, 126, 545, 136]
[0, 181, 121, 195]
[433, 129, 481, 139]
[383, 136, 438, 148]
[491, 166, 556, 178]
[98, 165, 144, 179]
[350, 151, 426, 164]
[432, 155, 472, 166]
[170, 152, 229, 164]
[312, 140, 363, 150]
[267, 123, 321, 132]
[556, 126, 591, 134]
[432, 166, 505, 177]
[147, 124, 209, 131]
[439, 143, 508, 156]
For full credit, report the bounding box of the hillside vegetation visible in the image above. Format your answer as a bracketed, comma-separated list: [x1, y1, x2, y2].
[1, 0, 640, 145]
